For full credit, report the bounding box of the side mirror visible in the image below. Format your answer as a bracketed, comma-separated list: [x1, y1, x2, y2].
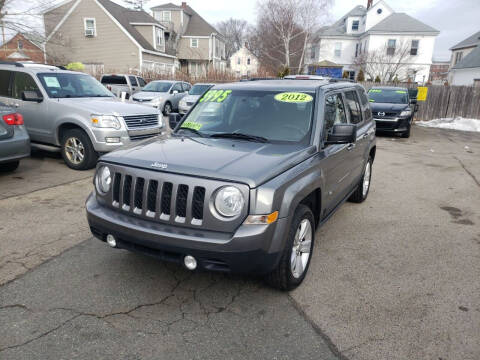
[168, 113, 183, 130]
[171, 90, 179, 95]
[325, 124, 357, 145]
[22, 90, 43, 103]
[410, 98, 417, 104]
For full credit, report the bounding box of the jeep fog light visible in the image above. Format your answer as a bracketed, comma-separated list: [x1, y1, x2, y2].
[184, 255, 197, 270]
[244, 211, 279, 225]
[96, 166, 111, 194]
[214, 186, 244, 217]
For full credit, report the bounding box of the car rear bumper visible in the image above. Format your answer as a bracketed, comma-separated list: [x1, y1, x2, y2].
[0, 127, 30, 164]
[86, 193, 287, 274]
[374, 117, 411, 132]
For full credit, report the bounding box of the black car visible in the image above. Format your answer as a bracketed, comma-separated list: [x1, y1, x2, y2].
[368, 86, 417, 138]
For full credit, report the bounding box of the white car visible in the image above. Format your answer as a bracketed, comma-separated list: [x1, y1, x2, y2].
[131, 80, 191, 115]
[178, 83, 215, 115]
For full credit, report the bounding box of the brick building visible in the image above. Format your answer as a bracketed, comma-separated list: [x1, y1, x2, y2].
[0, 33, 44, 63]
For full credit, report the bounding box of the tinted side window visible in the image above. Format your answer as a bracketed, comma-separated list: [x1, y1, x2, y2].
[13, 72, 40, 99]
[344, 90, 362, 124]
[172, 82, 183, 92]
[100, 75, 127, 85]
[324, 93, 347, 138]
[357, 88, 372, 121]
[0, 70, 12, 97]
[129, 76, 138, 86]
[137, 77, 146, 87]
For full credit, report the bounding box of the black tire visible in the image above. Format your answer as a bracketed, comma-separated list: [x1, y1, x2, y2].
[163, 102, 172, 116]
[0, 160, 20, 172]
[349, 156, 373, 203]
[61, 128, 98, 170]
[265, 204, 315, 291]
[401, 124, 411, 138]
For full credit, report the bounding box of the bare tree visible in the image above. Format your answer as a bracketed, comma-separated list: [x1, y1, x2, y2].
[216, 18, 248, 61]
[354, 40, 419, 82]
[123, 0, 150, 11]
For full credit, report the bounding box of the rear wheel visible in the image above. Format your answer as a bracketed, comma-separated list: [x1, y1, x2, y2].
[265, 205, 315, 291]
[0, 160, 20, 172]
[163, 102, 172, 116]
[349, 156, 372, 203]
[61, 129, 97, 170]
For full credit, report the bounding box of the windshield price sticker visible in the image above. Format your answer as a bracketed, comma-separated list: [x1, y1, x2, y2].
[396, 90, 407, 94]
[181, 121, 203, 130]
[274, 92, 313, 103]
[199, 90, 232, 103]
[369, 89, 382, 93]
[44, 76, 61, 88]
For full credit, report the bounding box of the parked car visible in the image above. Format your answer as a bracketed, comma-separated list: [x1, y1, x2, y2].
[178, 83, 215, 115]
[86, 79, 376, 290]
[367, 86, 416, 138]
[131, 80, 191, 115]
[0, 102, 30, 172]
[100, 74, 146, 99]
[0, 62, 164, 170]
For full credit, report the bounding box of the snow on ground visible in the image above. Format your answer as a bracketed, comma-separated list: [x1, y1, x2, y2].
[417, 117, 480, 132]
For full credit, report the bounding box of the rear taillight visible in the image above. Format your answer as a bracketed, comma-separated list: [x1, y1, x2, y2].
[3, 113, 24, 125]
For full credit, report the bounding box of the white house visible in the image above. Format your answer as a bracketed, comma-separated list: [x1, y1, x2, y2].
[305, 0, 439, 83]
[230, 44, 259, 77]
[448, 31, 480, 86]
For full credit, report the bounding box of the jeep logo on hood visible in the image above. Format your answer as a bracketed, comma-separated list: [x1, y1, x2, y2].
[151, 162, 168, 169]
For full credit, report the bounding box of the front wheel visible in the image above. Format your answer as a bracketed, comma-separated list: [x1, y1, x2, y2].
[61, 129, 98, 170]
[265, 204, 315, 291]
[0, 160, 20, 172]
[401, 124, 411, 138]
[163, 102, 172, 116]
[349, 156, 372, 203]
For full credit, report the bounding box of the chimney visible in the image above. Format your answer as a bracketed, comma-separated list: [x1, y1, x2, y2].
[181, 2, 187, 8]
[367, 0, 373, 9]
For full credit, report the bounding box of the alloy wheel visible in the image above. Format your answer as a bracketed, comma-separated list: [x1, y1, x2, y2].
[64, 137, 85, 165]
[362, 161, 371, 197]
[290, 219, 313, 278]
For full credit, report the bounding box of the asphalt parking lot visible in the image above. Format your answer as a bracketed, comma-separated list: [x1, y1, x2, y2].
[1, 126, 479, 360]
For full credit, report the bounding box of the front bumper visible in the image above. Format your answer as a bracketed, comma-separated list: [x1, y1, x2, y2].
[86, 193, 287, 274]
[374, 117, 411, 133]
[0, 126, 30, 164]
[90, 127, 163, 152]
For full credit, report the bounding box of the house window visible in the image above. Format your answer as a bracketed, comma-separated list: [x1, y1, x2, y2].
[190, 38, 198, 48]
[162, 11, 171, 21]
[247, 58, 251, 65]
[411, 40, 419, 55]
[387, 39, 396, 55]
[237, 57, 240, 65]
[352, 20, 359, 31]
[454, 51, 463, 65]
[17, 40, 23, 50]
[84, 18, 96, 37]
[310, 46, 316, 59]
[355, 43, 359, 57]
[334, 42, 342, 57]
[155, 27, 164, 49]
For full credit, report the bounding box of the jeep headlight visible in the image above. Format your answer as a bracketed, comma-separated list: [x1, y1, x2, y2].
[96, 166, 112, 194]
[399, 109, 412, 117]
[91, 115, 121, 130]
[214, 186, 244, 217]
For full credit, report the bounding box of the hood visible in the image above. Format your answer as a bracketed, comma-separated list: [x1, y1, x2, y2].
[370, 103, 409, 113]
[182, 95, 200, 103]
[58, 97, 160, 116]
[100, 135, 315, 188]
[132, 91, 167, 101]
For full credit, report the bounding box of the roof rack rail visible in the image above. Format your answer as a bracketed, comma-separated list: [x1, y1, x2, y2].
[328, 78, 355, 83]
[239, 77, 279, 82]
[0, 61, 24, 67]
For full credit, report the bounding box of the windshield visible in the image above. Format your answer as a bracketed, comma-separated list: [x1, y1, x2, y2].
[37, 73, 114, 98]
[176, 89, 315, 143]
[142, 81, 173, 92]
[368, 89, 408, 104]
[189, 84, 212, 95]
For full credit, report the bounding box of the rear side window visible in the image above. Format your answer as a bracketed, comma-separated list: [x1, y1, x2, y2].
[344, 91, 362, 124]
[101, 75, 127, 85]
[324, 93, 347, 138]
[182, 83, 191, 92]
[13, 72, 40, 99]
[0, 70, 12, 97]
[357, 88, 372, 121]
[172, 82, 183, 92]
[129, 76, 138, 86]
[137, 77, 146, 87]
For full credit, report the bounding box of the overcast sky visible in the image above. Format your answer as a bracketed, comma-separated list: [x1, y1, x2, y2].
[146, 0, 480, 61]
[5, 0, 480, 61]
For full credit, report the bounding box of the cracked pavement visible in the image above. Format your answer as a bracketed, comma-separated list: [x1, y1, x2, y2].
[1, 127, 479, 359]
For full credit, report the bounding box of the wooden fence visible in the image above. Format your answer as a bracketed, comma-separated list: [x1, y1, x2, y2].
[359, 82, 480, 121]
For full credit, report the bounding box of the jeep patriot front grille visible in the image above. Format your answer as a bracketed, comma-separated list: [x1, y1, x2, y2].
[111, 172, 206, 225]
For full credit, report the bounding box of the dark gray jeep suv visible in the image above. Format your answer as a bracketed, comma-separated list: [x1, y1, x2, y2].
[86, 79, 376, 290]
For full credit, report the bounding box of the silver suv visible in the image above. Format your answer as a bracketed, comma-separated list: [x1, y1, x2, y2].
[0, 62, 164, 170]
[131, 80, 191, 115]
[100, 74, 146, 99]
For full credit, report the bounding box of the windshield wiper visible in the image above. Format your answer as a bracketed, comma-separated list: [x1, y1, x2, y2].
[174, 127, 205, 137]
[210, 132, 269, 143]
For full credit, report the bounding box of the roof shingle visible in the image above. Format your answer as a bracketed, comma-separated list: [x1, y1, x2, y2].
[450, 30, 480, 50]
[368, 13, 439, 33]
[451, 45, 480, 69]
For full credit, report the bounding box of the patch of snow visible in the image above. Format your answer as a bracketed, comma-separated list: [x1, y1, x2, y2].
[417, 117, 480, 132]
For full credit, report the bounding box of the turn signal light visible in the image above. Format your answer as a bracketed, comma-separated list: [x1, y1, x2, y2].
[2, 113, 24, 126]
[244, 211, 279, 225]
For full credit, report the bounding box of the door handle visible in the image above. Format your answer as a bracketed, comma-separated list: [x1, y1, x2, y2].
[347, 143, 356, 151]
